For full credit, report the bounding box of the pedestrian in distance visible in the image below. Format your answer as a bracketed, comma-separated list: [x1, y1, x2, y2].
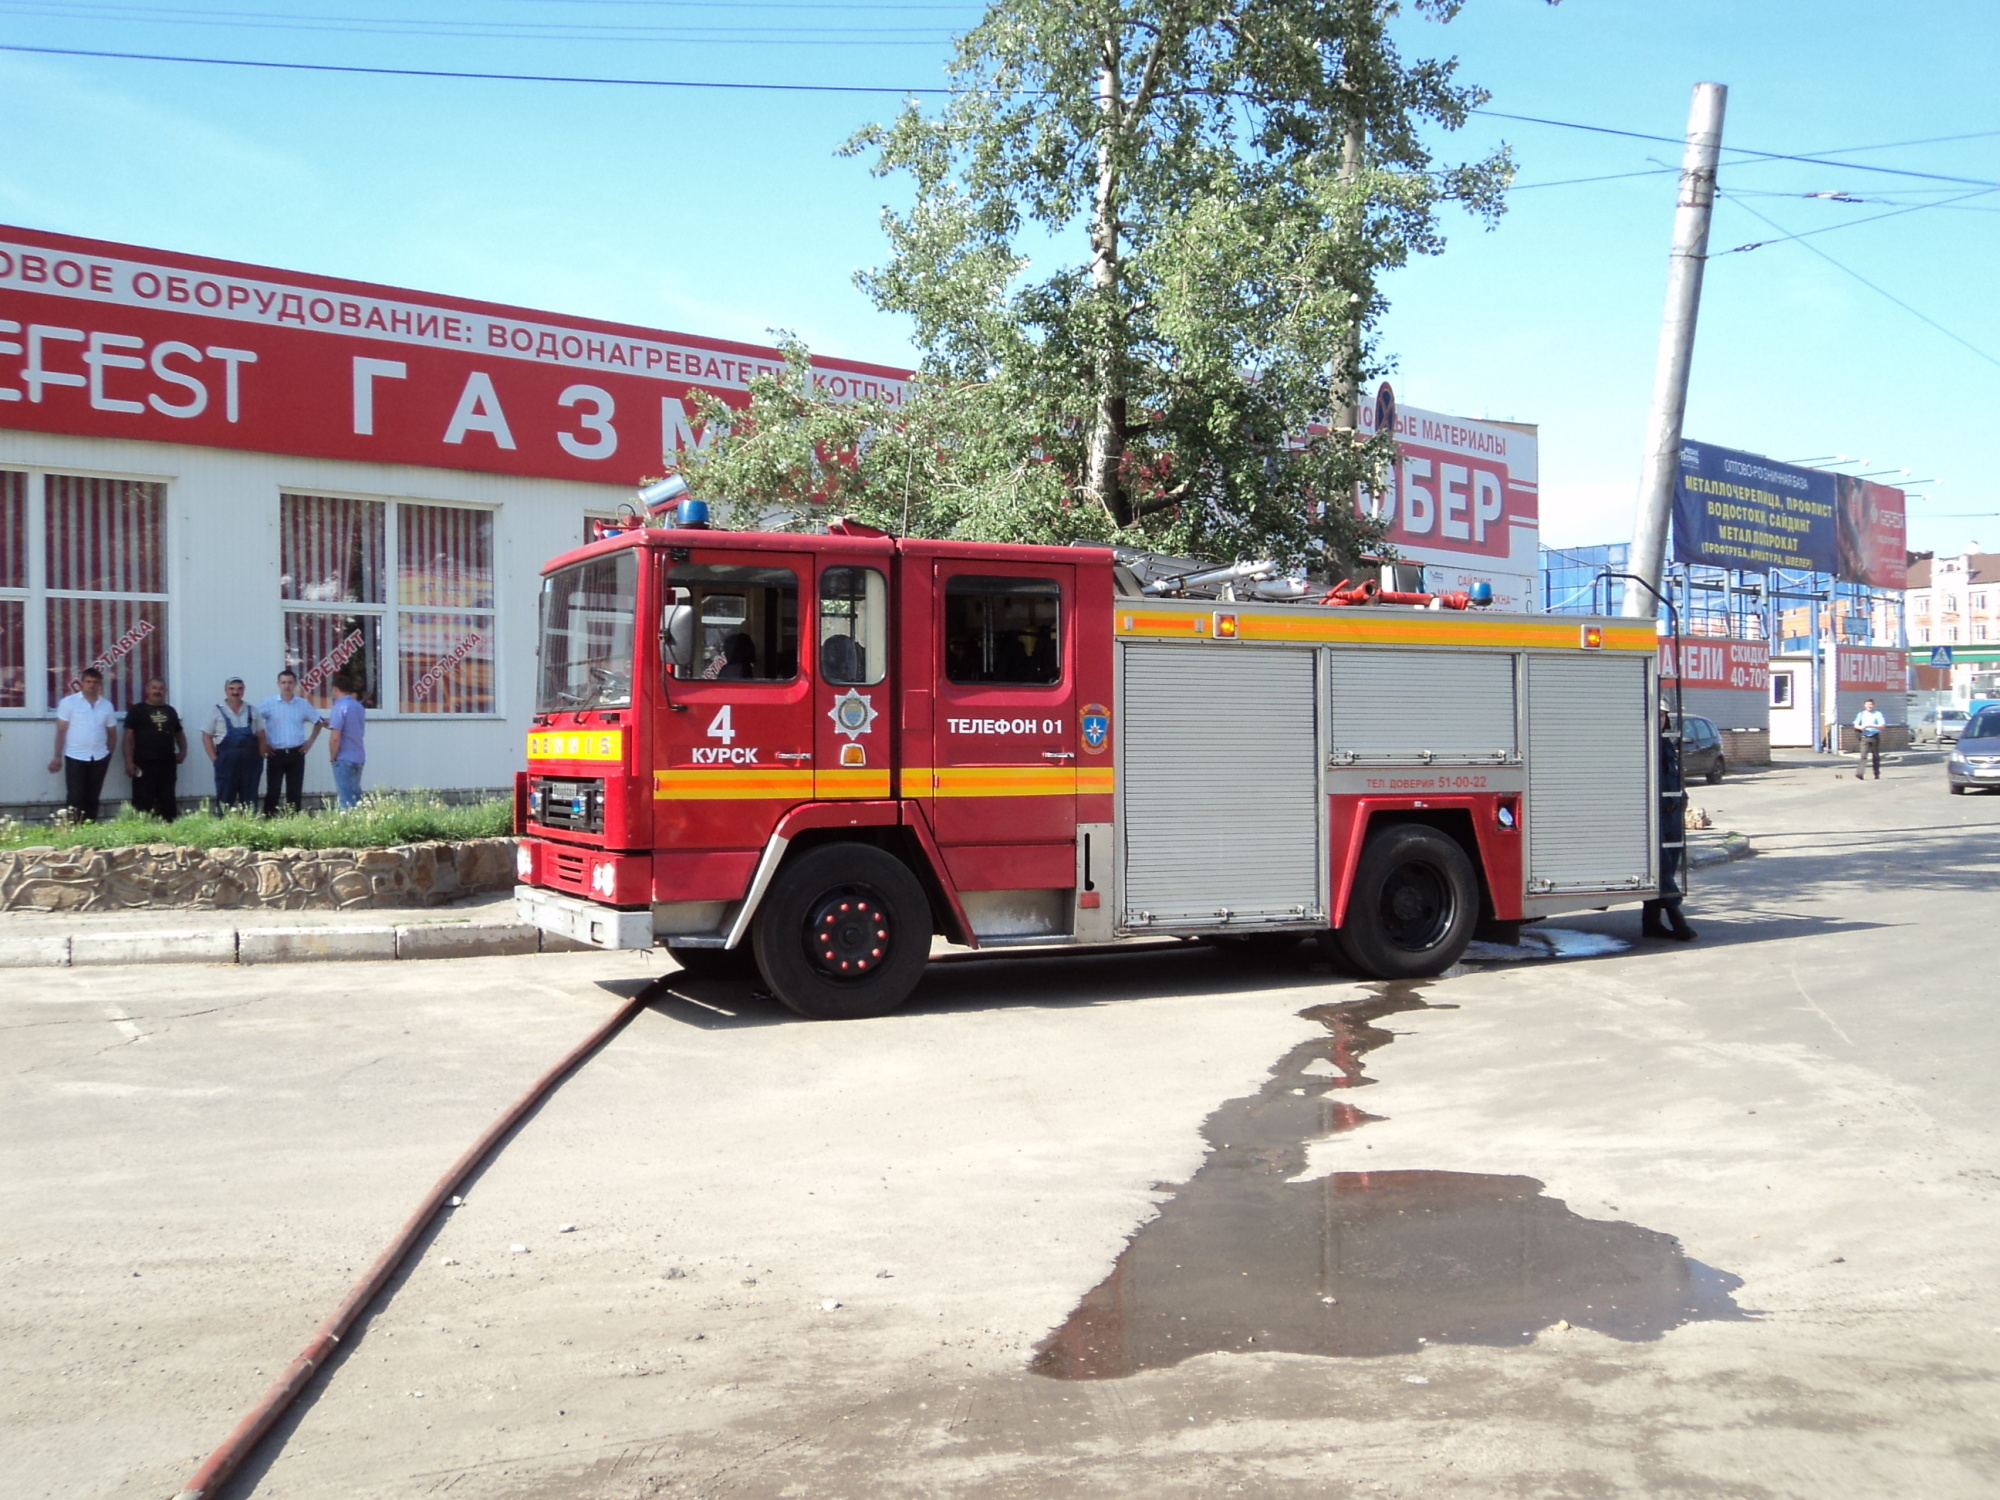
[1853, 697, 1887, 780]
[202, 677, 261, 811]
[257, 670, 323, 816]
[123, 677, 187, 822]
[49, 667, 121, 822]
[326, 673, 367, 810]
[1642, 708, 1697, 942]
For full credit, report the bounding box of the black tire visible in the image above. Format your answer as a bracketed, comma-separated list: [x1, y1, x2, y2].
[666, 944, 760, 980]
[1949, 782, 1966, 795]
[1707, 757, 1726, 785]
[1334, 824, 1479, 980]
[751, 843, 933, 1020]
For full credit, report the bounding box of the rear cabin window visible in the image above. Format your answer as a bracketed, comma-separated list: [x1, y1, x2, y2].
[944, 575, 1061, 686]
[664, 564, 799, 682]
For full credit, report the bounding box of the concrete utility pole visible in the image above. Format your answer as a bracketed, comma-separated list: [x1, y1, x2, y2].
[1624, 81, 1728, 618]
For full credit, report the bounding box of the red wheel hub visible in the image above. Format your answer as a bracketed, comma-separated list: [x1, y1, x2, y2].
[806, 889, 892, 979]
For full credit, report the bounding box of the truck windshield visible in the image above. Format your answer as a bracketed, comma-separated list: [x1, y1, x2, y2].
[538, 551, 637, 711]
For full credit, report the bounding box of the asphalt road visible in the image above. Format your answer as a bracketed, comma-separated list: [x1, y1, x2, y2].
[3, 749, 1997, 1499]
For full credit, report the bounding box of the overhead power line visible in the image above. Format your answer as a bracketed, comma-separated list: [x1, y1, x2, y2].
[1711, 186, 2000, 256]
[3, 36, 1997, 201]
[1717, 189, 2000, 372]
[1472, 107, 2000, 190]
[0, 41, 952, 89]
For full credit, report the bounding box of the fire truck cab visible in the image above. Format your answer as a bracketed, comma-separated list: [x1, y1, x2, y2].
[515, 517, 1661, 1018]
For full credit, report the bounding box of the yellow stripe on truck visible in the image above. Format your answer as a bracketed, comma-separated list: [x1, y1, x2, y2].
[1115, 610, 1655, 653]
[897, 765, 1110, 798]
[816, 768, 894, 798]
[527, 729, 623, 762]
[653, 768, 815, 800]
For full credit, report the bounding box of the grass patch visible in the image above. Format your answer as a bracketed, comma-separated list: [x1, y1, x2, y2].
[0, 794, 513, 852]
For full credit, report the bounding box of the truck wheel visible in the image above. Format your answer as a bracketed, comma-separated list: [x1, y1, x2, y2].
[751, 843, 933, 1020]
[666, 944, 759, 980]
[1335, 824, 1478, 980]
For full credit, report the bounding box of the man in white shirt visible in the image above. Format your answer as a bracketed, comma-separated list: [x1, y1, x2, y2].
[1853, 698, 1888, 781]
[256, 669, 324, 815]
[48, 666, 121, 822]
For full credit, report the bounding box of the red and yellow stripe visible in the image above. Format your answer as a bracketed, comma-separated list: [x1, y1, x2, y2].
[1115, 608, 1655, 653]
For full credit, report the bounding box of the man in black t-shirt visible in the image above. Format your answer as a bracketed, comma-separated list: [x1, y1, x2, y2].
[124, 678, 187, 822]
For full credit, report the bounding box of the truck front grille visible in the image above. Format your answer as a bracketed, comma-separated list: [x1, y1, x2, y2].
[530, 776, 605, 834]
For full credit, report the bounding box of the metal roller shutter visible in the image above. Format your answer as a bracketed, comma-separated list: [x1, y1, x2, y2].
[1526, 654, 1653, 893]
[1122, 643, 1322, 927]
[1327, 648, 1517, 761]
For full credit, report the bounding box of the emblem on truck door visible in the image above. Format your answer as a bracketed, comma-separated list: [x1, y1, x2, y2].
[829, 689, 879, 739]
[1081, 704, 1110, 752]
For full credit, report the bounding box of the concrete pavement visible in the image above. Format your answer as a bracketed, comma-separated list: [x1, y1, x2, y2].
[2, 749, 1995, 1498]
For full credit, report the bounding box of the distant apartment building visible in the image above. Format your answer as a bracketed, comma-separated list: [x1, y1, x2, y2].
[1904, 551, 2000, 648]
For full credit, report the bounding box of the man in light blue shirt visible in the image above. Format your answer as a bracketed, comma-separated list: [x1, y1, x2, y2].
[326, 674, 367, 810]
[257, 670, 323, 815]
[1852, 698, 1888, 781]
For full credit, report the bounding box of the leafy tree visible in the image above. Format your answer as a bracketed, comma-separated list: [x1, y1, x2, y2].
[675, 0, 1517, 570]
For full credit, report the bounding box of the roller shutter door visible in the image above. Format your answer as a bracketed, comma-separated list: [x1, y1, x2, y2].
[1122, 643, 1321, 927]
[1526, 654, 1653, 893]
[1327, 648, 1517, 761]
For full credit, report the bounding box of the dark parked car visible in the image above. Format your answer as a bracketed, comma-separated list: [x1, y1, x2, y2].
[1674, 714, 1727, 784]
[1947, 707, 2000, 794]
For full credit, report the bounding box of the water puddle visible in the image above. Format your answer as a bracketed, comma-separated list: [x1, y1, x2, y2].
[1031, 988, 1744, 1380]
[1463, 927, 1632, 963]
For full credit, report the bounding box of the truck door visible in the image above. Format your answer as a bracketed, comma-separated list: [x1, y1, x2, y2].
[813, 557, 894, 800]
[929, 561, 1078, 883]
[653, 549, 813, 850]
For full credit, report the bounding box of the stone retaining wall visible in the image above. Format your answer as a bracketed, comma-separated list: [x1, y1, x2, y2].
[0, 837, 518, 913]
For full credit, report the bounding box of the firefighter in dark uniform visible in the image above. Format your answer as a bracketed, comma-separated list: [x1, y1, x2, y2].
[1643, 708, 1698, 941]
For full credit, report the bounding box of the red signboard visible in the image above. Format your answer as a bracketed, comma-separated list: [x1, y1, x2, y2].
[1657, 637, 1769, 692]
[1835, 475, 1908, 590]
[1835, 646, 1905, 694]
[0, 225, 909, 487]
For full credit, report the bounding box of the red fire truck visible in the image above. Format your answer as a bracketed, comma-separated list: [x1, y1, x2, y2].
[514, 512, 1662, 1018]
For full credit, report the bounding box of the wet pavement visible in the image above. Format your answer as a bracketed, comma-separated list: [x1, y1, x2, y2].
[1034, 988, 1743, 1378]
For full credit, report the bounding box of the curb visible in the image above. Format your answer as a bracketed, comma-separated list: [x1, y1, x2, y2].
[0, 922, 593, 971]
[1688, 833, 1754, 870]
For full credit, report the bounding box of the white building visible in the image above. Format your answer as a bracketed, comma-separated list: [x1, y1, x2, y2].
[0, 224, 906, 813]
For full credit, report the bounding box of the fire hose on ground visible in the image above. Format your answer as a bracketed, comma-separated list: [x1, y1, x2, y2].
[172, 984, 657, 1500]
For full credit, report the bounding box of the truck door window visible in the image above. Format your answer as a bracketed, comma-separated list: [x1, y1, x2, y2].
[819, 566, 887, 685]
[944, 575, 1062, 685]
[665, 564, 799, 681]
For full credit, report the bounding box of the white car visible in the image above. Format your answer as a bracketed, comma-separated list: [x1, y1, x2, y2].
[1919, 708, 1969, 744]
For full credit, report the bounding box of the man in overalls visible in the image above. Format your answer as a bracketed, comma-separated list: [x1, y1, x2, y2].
[202, 678, 261, 812]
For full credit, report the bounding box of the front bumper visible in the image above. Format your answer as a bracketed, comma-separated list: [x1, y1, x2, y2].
[514, 884, 654, 950]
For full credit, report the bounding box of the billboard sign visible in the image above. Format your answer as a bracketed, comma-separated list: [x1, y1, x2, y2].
[0, 225, 909, 488]
[1355, 392, 1540, 609]
[1835, 646, 1905, 695]
[1657, 637, 1770, 694]
[1834, 474, 1908, 589]
[1673, 439, 1907, 586]
[1672, 440, 1835, 574]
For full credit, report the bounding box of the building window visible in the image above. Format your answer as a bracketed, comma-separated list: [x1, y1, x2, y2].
[282, 492, 385, 708]
[1974, 592, 1989, 611]
[280, 492, 496, 715]
[1771, 672, 1794, 708]
[1946, 627, 1959, 643]
[1977, 625, 1990, 642]
[43, 475, 169, 710]
[0, 470, 24, 708]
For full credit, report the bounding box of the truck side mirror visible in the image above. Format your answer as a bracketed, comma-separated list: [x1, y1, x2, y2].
[660, 603, 695, 674]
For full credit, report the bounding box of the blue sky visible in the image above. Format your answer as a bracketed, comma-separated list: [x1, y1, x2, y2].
[1, 0, 1995, 554]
